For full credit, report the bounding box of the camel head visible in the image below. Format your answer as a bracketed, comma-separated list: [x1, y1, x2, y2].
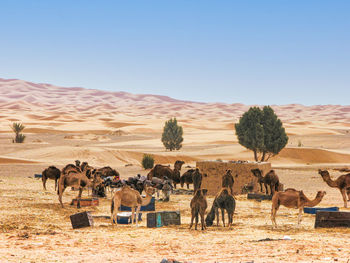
[316, 190, 327, 199]
[174, 160, 185, 171]
[205, 211, 215, 227]
[75, 160, 81, 167]
[91, 174, 104, 189]
[226, 169, 232, 176]
[251, 168, 262, 178]
[318, 169, 330, 181]
[144, 185, 156, 196]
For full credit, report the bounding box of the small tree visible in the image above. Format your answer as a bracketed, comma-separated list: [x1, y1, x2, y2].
[11, 122, 26, 143]
[161, 118, 183, 151]
[142, 154, 154, 169]
[235, 106, 288, 161]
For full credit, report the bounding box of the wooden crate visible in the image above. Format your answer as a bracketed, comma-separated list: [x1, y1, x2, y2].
[71, 198, 99, 207]
[315, 211, 350, 228]
[147, 212, 163, 228]
[247, 193, 272, 201]
[120, 197, 155, 211]
[160, 211, 181, 226]
[197, 161, 271, 196]
[70, 211, 94, 229]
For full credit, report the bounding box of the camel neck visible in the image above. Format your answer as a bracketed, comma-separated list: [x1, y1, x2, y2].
[324, 177, 338, 188]
[304, 194, 323, 207]
[141, 193, 153, 206]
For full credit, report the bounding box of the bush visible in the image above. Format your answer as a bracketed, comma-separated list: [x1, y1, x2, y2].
[235, 106, 288, 161]
[161, 118, 183, 151]
[142, 154, 154, 169]
[11, 122, 26, 143]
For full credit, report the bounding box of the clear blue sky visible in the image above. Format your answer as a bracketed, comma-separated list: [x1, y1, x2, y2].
[0, 1, 349, 105]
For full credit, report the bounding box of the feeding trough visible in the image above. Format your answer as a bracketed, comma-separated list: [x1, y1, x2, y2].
[71, 198, 99, 207]
[115, 212, 142, 224]
[120, 197, 155, 211]
[304, 206, 339, 215]
[247, 193, 272, 201]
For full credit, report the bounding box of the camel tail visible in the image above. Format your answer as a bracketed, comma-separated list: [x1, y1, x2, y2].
[42, 169, 46, 182]
[111, 198, 114, 214]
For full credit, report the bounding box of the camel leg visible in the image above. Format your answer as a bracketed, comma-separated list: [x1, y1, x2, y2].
[189, 208, 195, 229]
[260, 183, 263, 193]
[111, 197, 121, 225]
[200, 210, 205, 230]
[195, 212, 199, 230]
[221, 208, 225, 227]
[76, 188, 83, 209]
[135, 206, 140, 227]
[298, 207, 303, 225]
[270, 184, 274, 196]
[131, 207, 135, 226]
[187, 183, 189, 189]
[174, 183, 177, 189]
[341, 189, 348, 208]
[347, 189, 350, 201]
[265, 184, 269, 195]
[58, 184, 66, 208]
[271, 204, 279, 228]
[42, 176, 47, 190]
[216, 208, 219, 226]
[55, 179, 57, 191]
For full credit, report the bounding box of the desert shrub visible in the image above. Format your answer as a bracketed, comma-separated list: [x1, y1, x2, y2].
[161, 118, 183, 151]
[142, 154, 154, 169]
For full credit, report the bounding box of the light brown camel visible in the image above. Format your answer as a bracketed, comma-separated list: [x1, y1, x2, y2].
[147, 160, 184, 189]
[111, 185, 155, 226]
[318, 169, 350, 208]
[42, 166, 61, 191]
[190, 189, 208, 230]
[271, 188, 326, 228]
[222, 169, 238, 195]
[251, 168, 280, 195]
[57, 169, 103, 208]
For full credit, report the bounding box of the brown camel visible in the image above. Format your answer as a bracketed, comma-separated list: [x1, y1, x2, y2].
[111, 185, 155, 226]
[271, 188, 326, 228]
[222, 169, 237, 195]
[62, 163, 81, 175]
[42, 166, 61, 191]
[180, 169, 195, 189]
[190, 189, 208, 230]
[147, 160, 184, 189]
[95, 166, 120, 178]
[251, 168, 280, 195]
[57, 169, 103, 208]
[318, 169, 350, 208]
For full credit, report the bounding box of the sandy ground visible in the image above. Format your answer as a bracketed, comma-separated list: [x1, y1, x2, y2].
[1, 78, 350, 262]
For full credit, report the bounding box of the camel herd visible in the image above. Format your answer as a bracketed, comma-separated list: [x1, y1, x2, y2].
[39, 160, 350, 229]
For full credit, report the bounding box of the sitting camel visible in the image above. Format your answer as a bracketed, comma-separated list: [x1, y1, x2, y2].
[271, 188, 326, 228]
[57, 169, 103, 208]
[318, 169, 350, 208]
[111, 185, 155, 226]
[42, 166, 61, 191]
[189, 189, 208, 230]
[251, 168, 280, 195]
[147, 160, 184, 189]
[205, 187, 236, 227]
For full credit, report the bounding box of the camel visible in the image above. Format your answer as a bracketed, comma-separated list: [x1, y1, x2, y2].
[205, 187, 236, 227]
[251, 168, 280, 195]
[180, 169, 195, 189]
[95, 166, 120, 179]
[57, 169, 103, 208]
[192, 168, 207, 193]
[189, 189, 208, 230]
[75, 160, 81, 168]
[42, 166, 61, 191]
[147, 160, 184, 189]
[318, 169, 350, 208]
[62, 163, 81, 176]
[111, 185, 155, 226]
[271, 188, 326, 228]
[222, 169, 237, 195]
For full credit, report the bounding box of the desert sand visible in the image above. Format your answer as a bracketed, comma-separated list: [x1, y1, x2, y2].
[1, 78, 350, 262]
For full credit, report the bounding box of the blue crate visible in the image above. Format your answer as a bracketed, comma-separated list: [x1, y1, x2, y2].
[304, 207, 339, 215]
[120, 197, 155, 211]
[115, 212, 142, 224]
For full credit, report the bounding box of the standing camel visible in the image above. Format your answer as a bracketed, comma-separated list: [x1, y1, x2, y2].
[57, 169, 103, 208]
[180, 169, 195, 189]
[205, 187, 236, 227]
[42, 166, 61, 191]
[147, 160, 184, 189]
[271, 188, 326, 228]
[318, 169, 350, 208]
[111, 185, 155, 227]
[222, 169, 237, 195]
[251, 168, 280, 195]
[189, 189, 208, 230]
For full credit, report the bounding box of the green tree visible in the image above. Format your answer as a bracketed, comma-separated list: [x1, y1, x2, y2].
[142, 154, 154, 169]
[235, 106, 288, 161]
[11, 122, 26, 143]
[161, 118, 183, 151]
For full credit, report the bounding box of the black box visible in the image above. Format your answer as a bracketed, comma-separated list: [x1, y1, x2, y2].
[160, 211, 181, 226]
[147, 212, 163, 228]
[315, 211, 350, 228]
[70, 211, 94, 229]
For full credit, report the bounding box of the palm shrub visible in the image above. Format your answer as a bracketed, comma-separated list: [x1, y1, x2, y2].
[11, 122, 26, 143]
[142, 154, 154, 169]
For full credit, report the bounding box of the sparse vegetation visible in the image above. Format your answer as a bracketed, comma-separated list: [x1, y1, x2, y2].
[298, 140, 303, 147]
[11, 122, 26, 143]
[142, 154, 154, 169]
[235, 106, 288, 161]
[161, 118, 183, 151]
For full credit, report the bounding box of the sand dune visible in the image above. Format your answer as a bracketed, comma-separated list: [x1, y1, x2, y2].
[1, 77, 350, 166]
